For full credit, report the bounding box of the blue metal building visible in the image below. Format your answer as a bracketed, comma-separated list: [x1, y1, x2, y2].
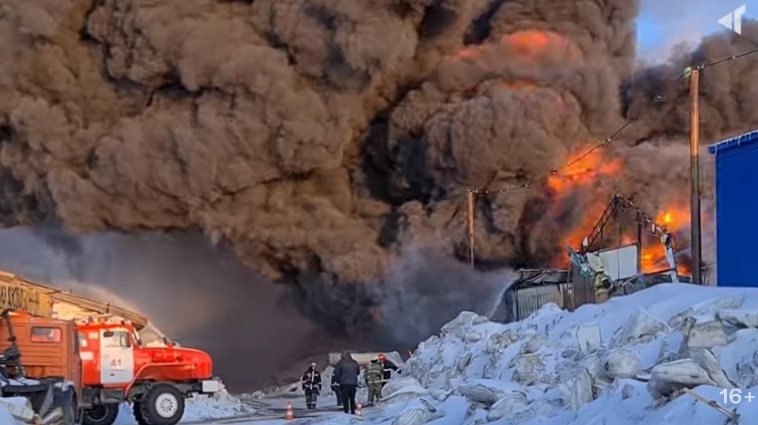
[708, 130, 758, 287]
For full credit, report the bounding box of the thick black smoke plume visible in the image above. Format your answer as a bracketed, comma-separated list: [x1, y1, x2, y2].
[0, 0, 755, 348]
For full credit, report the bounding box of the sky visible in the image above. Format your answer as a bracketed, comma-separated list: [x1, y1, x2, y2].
[637, 0, 756, 60]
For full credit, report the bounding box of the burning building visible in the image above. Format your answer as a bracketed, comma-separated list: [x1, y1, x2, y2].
[498, 193, 693, 322]
[0, 0, 755, 375]
[708, 130, 758, 287]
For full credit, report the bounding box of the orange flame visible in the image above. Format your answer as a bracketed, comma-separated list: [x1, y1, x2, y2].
[546, 148, 621, 263]
[655, 208, 689, 233]
[547, 146, 693, 277]
[577, 204, 692, 276]
[500, 30, 579, 62]
[547, 148, 622, 194]
[640, 205, 690, 275]
[450, 29, 578, 63]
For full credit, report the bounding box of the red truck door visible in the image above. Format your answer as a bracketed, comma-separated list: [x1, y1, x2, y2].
[99, 328, 135, 386]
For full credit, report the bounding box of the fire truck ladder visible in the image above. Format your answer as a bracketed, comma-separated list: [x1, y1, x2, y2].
[578, 195, 679, 283]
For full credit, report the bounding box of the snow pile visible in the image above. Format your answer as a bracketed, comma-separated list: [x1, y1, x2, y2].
[181, 391, 254, 420]
[297, 283, 758, 425]
[0, 398, 27, 425]
[0, 406, 20, 425]
[115, 386, 254, 423]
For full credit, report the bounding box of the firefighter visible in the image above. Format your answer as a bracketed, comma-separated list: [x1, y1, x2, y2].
[364, 357, 384, 406]
[377, 353, 399, 388]
[300, 362, 322, 410]
[333, 352, 359, 414]
[330, 372, 342, 408]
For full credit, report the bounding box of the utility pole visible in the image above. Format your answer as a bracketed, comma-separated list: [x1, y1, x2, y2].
[466, 190, 475, 266]
[689, 68, 702, 284]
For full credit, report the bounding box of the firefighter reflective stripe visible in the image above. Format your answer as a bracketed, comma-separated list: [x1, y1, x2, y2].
[366, 363, 384, 383]
[303, 371, 320, 389]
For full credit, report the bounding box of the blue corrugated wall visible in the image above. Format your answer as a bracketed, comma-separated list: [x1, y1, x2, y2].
[712, 134, 758, 286]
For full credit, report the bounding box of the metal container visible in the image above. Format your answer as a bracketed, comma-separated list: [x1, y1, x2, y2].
[496, 270, 571, 322]
[513, 283, 570, 321]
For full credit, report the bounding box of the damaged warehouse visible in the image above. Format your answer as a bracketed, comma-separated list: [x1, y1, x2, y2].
[495, 194, 693, 322]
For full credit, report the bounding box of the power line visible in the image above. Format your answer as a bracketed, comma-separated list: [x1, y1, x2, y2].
[697, 46, 758, 68]
[468, 46, 758, 196]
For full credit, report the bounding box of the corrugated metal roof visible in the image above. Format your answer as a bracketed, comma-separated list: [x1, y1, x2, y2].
[512, 269, 569, 287]
[708, 130, 758, 155]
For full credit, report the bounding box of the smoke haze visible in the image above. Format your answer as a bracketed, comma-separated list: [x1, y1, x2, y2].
[373, 248, 516, 347]
[0, 227, 349, 391]
[0, 0, 756, 383]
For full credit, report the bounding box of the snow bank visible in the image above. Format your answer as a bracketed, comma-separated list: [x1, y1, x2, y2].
[181, 391, 253, 420]
[297, 283, 758, 425]
[0, 406, 20, 425]
[0, 398, 27, 425]
[113, 385, 254, 424]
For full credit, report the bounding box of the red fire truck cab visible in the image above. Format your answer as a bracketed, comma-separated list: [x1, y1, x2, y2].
[77, 321, 220, 425]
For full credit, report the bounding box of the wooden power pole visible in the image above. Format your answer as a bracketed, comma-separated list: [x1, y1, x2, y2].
[689, 68, 702, 284]
[466, 191, 475, 266]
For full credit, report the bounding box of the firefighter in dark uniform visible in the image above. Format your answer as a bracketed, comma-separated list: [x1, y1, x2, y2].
[301, 362, 322, 409]
[378, 353, 399, 389]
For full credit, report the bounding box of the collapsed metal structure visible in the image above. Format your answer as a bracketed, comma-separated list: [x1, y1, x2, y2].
[498, 194, 691, 322]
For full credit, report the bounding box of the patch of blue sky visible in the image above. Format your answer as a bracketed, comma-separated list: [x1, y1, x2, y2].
[636, 0, 756, 59]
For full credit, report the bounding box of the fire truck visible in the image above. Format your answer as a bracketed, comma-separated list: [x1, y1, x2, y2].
[0, 270, 221, 425]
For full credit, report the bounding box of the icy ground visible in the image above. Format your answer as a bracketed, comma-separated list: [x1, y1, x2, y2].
[9, 283, 758, 425]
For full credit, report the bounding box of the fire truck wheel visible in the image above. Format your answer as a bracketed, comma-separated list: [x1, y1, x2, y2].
[139, 384, 185, 425]
[133, 402, 148, 425]
[82, 405, 119, 425]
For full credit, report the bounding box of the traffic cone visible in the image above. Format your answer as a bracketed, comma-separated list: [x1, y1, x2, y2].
[356, 402, 363, 416]
[285, 401, 294, 421]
